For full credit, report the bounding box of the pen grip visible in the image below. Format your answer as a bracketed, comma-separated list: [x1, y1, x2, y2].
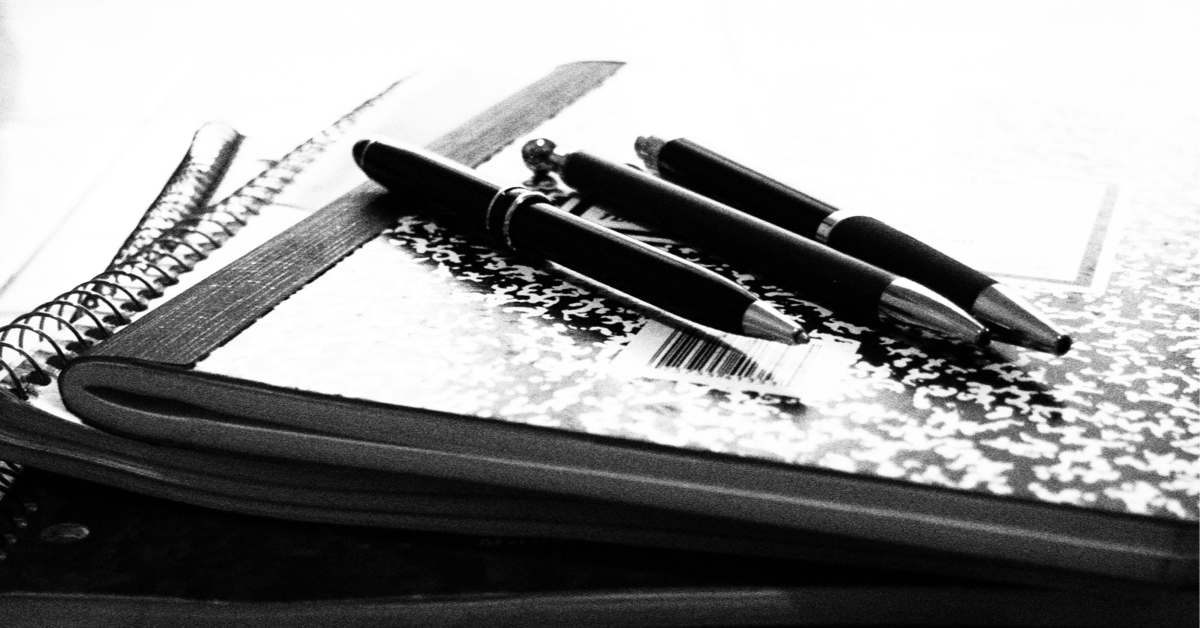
[825, 216, 995, 309]
[561, 152, 893, 321]
[509, 202, 753, 330]
[657, 139, 834, 238]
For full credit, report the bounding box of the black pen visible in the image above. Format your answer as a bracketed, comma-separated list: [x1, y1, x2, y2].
[634, 136, 1071, 355]
[522, 139, 990, 348]
[353, 139, 807, 344]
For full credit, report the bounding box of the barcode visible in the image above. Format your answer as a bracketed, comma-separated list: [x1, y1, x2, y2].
[648, 328, 803, 385]
[612, 321, 860, 399]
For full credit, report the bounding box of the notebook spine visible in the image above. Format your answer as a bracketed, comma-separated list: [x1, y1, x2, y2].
[0, 79, 407, 400]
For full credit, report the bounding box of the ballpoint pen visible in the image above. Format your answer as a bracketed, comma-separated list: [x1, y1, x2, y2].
[353, 139, 807, 345]
[522, 139, 990, 348]
[633, 136, 1071, 355]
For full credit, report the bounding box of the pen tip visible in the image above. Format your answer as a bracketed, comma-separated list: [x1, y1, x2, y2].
[971, 283, 1073, 355]
[352, 139, 371, 168]
[742, 300, 807, 345]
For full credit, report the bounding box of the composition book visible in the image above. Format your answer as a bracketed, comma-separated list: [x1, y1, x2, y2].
[4, 62, 1196, 591]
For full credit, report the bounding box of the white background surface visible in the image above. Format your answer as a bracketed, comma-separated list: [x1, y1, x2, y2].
[1, 0, 1196, 318]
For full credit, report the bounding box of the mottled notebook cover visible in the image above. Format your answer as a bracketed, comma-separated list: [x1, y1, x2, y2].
[193, 62, 1198, 527]
[198, 196, 1197, 525]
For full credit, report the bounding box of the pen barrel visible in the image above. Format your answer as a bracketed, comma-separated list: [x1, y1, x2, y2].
[561, 152, 893, 321]
[509, 201, 755, 331]
[357, 140, 498, 219]
[357, 141, 756, 335]
[823, 215, 995, 310]
[653, 139, 997, 312]
[656, 139, 835, 238]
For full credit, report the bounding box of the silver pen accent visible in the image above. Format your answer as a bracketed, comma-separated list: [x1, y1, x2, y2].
[814, 210, 865, 244]
[879, 278, 991, 348]
[741, 300, 809, 345]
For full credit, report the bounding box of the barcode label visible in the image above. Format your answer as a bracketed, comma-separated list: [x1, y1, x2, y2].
[612, 321, 860, 400]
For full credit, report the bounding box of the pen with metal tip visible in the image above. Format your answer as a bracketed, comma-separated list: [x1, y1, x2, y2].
[634, 136, 1071, 355]
[522, 139, 990, 348]
[353, 139, 807, 345]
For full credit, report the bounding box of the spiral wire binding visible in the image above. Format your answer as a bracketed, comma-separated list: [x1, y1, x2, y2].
[107, 123, 244, 267]
[0, 78, 406, 402]
[0, 79, 407, 547]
